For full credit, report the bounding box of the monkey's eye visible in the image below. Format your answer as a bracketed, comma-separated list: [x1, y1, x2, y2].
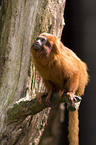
[35, 38, 46, 47]
[36, 38, 46, 43]
[41, 38, 46, 42]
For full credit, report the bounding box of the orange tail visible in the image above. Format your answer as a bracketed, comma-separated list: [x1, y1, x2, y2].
[68, 110, 79, 145]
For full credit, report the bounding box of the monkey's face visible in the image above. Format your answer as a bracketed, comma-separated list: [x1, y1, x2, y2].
[32, 36, 46, 50]
[31, 35, 52, 56]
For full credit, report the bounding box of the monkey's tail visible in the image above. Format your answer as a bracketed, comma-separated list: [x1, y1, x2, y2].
[68, 110, 79, 145]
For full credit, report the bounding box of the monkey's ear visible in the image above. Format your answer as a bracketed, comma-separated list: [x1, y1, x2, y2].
[52, 41, 61, 54]
[49, 41, 54, 48]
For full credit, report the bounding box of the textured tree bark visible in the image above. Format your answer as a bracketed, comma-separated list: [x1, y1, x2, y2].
[0, 0, 65, 144]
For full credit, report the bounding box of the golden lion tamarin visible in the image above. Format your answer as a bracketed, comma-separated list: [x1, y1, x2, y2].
[30, 33, 89, 145]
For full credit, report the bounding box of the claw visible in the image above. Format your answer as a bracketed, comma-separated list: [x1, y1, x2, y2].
[74, 95, 82, 102]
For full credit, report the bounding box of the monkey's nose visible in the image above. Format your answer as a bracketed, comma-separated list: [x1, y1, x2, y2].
[35, 39, 42, 45]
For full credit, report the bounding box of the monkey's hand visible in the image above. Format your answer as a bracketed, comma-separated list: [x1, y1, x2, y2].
[37, 92, 47, 104]
[37, 90, 54, 107]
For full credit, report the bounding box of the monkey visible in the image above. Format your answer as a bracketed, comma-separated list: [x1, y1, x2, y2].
[30, 33, 89, 145]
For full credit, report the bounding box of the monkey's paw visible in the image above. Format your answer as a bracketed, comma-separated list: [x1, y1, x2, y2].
[66, 92, 75, 105]
[66, 92, 82, 111]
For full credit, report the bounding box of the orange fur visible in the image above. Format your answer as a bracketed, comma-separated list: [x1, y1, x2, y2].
[31, 33, 89, 145]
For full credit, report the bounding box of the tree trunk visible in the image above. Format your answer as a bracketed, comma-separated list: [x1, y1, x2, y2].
[0, 0, 65, 144]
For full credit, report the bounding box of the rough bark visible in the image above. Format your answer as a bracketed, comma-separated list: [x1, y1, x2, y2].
[7, 92, 81, 124]
[0, 0, 65, 144]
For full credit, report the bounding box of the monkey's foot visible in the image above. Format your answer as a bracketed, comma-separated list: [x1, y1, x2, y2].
[67, 92, 75, 105]
[67, 93, 82, 111]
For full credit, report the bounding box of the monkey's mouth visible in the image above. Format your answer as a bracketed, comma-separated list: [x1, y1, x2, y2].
[32, 43, 43, 51]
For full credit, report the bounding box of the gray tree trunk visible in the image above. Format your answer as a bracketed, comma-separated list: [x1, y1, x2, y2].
[0, 0, 65, 144]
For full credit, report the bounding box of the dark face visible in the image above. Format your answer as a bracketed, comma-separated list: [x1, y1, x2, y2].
[32, 36, 51, 52]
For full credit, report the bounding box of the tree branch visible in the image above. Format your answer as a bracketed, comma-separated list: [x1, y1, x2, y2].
[7, 92, 82, 124]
